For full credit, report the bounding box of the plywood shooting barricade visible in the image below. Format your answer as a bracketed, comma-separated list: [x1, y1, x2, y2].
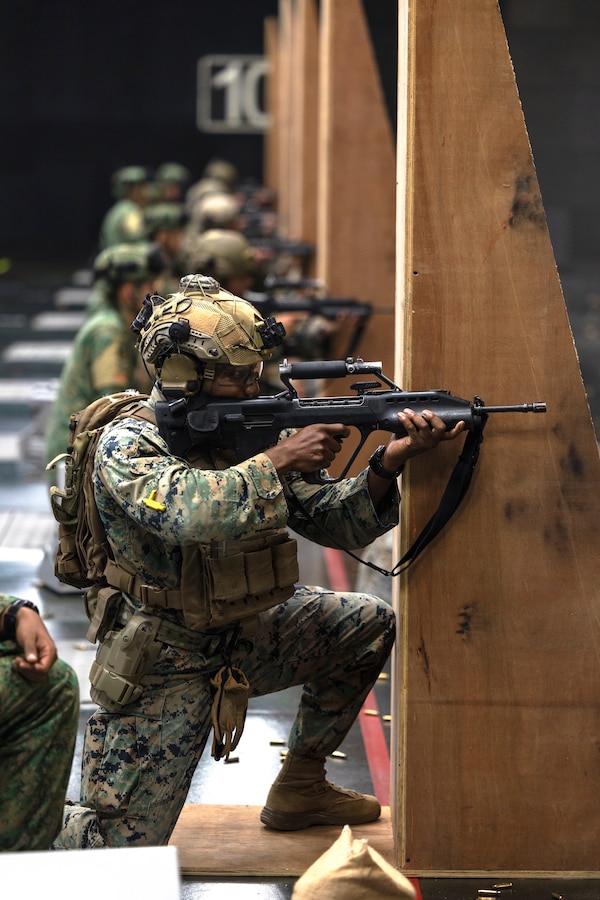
[393, 0, 600, 877]
[170, 0, 600, 880]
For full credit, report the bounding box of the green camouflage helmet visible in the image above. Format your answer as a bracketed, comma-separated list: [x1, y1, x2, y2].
[144, 203, 188, 239]
[155, 162, 192, 186]
[93, 242, 166, 288]
[184, 229, 256, 282]
[132, 275, 285, 393]
[111, 165, 150, 199]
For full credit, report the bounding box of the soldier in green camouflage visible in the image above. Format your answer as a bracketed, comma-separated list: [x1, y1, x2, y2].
[44, 242, 166, 467]
[0, 593, 79, 850]
[143, 202, 188, 293]
[54, 278, 464, 849]
[98, 166, 150, 249]
[154, 162, 192, 204]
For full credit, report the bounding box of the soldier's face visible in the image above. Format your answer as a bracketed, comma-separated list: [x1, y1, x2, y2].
[209, 363, 262, 398]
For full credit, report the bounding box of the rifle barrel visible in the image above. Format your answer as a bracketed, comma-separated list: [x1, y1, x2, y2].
[478, 402, 547, 414]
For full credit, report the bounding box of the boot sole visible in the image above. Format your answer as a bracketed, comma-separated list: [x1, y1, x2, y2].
[260, 805, 381, 832]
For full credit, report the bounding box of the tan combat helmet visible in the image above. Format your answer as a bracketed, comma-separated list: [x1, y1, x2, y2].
[202, 158, 238, 189]
[182, 229, 256, 283]
[131, 275, 285, 395]
[189, 192, 240, 233]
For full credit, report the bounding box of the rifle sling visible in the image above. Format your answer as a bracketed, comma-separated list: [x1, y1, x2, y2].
[390, 416, 487, 575]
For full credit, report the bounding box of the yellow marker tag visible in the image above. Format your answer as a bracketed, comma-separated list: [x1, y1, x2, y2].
[143, 489, 166, 512]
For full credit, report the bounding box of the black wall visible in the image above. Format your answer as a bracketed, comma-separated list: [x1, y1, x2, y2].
[501, 0, 600, 268]
[0, 1, 277, 261]
[1, 1, 598, 270]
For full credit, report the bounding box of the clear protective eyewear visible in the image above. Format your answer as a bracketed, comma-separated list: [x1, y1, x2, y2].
[213, 362, 263, 388]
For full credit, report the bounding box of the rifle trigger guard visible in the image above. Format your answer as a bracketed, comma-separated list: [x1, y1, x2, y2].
[302, 429, 370, 485]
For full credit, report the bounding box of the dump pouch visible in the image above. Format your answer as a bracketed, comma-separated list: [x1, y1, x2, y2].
[210, 665, 250, 761]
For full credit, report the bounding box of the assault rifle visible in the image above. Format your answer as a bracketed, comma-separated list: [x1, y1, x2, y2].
[247, 236, 315, 259]
[247, 277, 382, 358]
[155, 357, 546, 485]
[248, 286, 374, 324]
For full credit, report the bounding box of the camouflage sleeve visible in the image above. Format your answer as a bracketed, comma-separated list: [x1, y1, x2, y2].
[91, 338, 137, 393]
[95, 418, 290, 545]
[0, 593, 19, 616]
[283, 467, 400, 550]
[87, 322, 137, 394]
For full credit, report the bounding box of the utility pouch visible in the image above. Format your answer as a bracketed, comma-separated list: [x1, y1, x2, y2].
[271, 539, 300, 588]
[89, 612, 162, 712]
[197, 535, 300, 630]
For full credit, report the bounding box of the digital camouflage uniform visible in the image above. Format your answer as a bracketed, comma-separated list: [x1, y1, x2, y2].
[44, 302, 144, 465]
[55, 387, 398, 848]
[0, 593, 79, 851]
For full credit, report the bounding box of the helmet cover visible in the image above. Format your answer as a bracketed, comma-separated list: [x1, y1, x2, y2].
[134, 275, 283, 375]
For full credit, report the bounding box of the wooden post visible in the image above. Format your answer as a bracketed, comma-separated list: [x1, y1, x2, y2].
[263, 16, 279, 194]
[274, 0, 293, 239]
[394, 0, 600, 874]
[287, 0, 319, 249]
[316, 0, 397, 471]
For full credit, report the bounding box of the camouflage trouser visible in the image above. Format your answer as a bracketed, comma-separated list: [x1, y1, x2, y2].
[55, 585, 395, 849]
[0, 646, 79, 851]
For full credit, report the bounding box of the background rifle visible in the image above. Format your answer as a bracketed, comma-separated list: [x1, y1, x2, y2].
[247, 278, 380, 358]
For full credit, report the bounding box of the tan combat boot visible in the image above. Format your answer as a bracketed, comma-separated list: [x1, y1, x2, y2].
[260, 752, 381, 831]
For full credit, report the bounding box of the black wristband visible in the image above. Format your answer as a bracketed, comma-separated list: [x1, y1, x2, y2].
[368, 445, 405, 479]
[3, 599, 40, 641]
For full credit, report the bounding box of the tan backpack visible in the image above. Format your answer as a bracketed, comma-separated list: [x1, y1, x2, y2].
[47, 391, 152, 590]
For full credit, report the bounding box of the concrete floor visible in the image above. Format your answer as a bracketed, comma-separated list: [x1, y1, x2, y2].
[1, 262, 599, 897]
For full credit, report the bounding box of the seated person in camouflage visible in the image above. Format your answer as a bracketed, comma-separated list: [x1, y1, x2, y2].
[98, 166, 151, 250]
[54, 277, 464, 848]
[0, 594, 79, 850]
[44, 242, 166, 467]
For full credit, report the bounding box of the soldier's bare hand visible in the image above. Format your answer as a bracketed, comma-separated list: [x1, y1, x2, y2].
[266, 423, 350, 475]
[381, 409, 465, 471]
[12, 609, 58, 684]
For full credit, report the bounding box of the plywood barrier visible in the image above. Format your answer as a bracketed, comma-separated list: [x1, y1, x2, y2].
[316, 0, 397, 473]
[263, 16, 279, 195]
[287, 0, 319, 249]
[394, 0, 600, 874]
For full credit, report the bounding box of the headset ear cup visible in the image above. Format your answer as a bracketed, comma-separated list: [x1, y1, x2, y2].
[158, 354, 203, 395]
[168, 318, 191, 344]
